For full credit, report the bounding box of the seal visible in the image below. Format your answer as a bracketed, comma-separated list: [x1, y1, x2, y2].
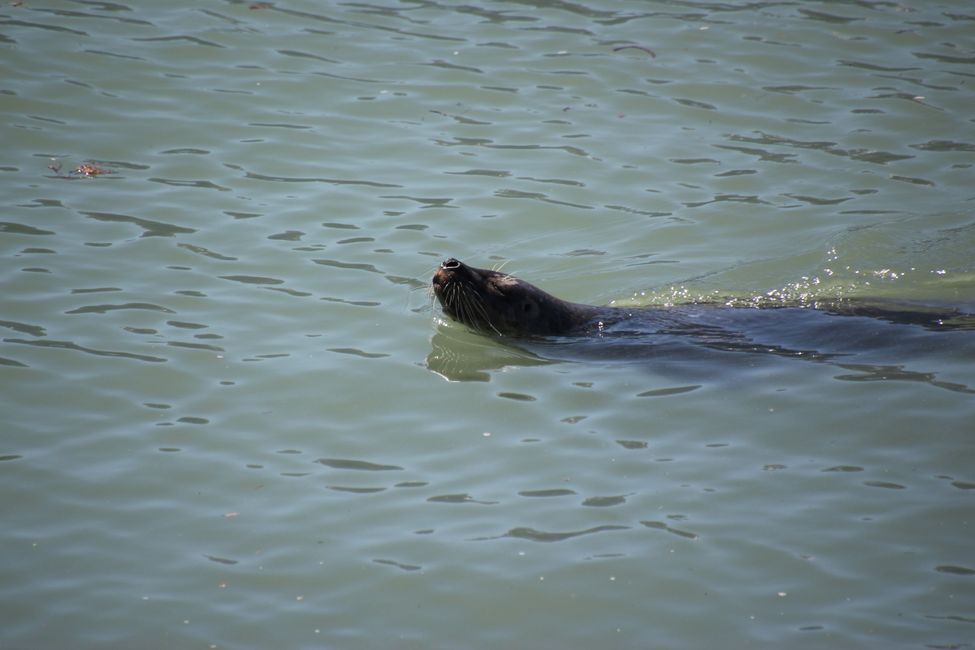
[430, 258, 975, 392]
[432, 258, 972, 340]
[433, 258, 640, 337]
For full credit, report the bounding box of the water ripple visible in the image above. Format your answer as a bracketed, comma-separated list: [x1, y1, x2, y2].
[147, 177, 231, 192]
[315, 458, 403, 472]
[640, 520, 699, 540]
[219, 275, 284, 286]
[726, 132, 915, 165]
[177, 243, 237, 261]
[81, 211, 195, 237]
[312, 259, 382, 274]
[327, 348, 389, 359]
[3, 18, 88, 36]
[232, 166, 402, 188]
[428, 494, 497, 505]
[133, 35, 224, 48]
[373, 558, 421, 572]
[84, 49, 145, 61]
[65, 302, 175, 315]
[3, 338, 166, 363]
[495, 525, 630, 543]
[1, 221, 55, 236]
[0, 320, 47, 337]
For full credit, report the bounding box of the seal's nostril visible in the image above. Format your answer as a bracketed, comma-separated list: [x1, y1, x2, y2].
[442, 258, 461, 269]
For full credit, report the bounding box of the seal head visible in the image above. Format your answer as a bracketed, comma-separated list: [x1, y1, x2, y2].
[432, 258, 600, 337]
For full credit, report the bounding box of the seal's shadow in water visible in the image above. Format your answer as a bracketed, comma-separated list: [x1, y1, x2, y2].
[427, 304, 975, 394]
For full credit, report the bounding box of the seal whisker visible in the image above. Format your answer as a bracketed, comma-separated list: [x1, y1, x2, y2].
[447, 282, 473, 326]
[455, 284, 485, 329]
[462, 286, 502, 335]
[446, 279, 502, 335]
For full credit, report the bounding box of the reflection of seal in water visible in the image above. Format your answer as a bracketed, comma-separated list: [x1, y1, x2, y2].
[432, 257, 973, 339]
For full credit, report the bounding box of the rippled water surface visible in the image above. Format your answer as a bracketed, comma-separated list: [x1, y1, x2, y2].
[3, 1, 975, 648]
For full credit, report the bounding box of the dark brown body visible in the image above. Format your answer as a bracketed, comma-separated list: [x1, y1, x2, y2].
[432, 258, 611, 337]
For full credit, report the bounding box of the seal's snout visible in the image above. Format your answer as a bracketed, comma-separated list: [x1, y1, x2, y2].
[431, 258, 586, 337]
[433, 258, 462, 295]
[434, 258, 465, 290]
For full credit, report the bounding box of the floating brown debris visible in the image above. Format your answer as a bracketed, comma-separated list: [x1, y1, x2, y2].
[48, 158, 117, 179]
[74, 162, 113, 177]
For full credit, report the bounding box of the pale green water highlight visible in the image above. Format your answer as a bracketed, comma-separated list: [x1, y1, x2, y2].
[2, 1, 974, 649]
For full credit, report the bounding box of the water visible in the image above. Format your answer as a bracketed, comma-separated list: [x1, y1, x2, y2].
[2, 1, 974, 648]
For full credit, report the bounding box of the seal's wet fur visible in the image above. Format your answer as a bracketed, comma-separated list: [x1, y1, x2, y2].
[433, 258, 629, 337]
[433, 258, 598, 336]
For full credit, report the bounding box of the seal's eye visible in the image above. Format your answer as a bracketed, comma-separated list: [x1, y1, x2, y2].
[522, 301, 535, 314]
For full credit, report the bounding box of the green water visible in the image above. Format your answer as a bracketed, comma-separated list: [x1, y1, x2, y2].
[2, 1, 974, 648]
